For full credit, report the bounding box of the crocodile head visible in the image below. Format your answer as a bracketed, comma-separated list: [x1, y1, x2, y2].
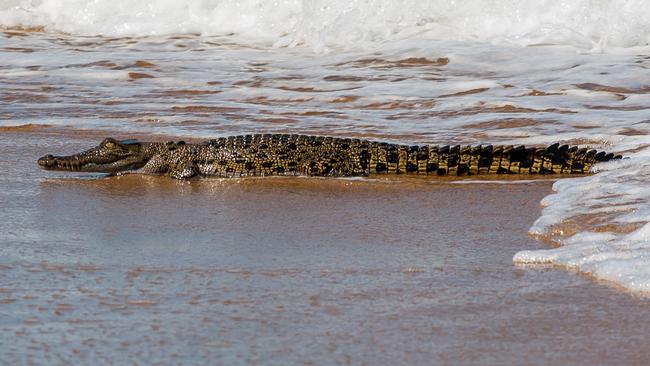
[38, 138, 151, 173]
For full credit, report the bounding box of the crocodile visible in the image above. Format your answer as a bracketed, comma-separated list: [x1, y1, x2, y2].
[37, 134, 622, 179]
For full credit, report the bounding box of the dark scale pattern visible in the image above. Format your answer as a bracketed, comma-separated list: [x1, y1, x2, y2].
[194, 134, 372, 177]
[38, 134, 623, 179]
[172, 136, 622, 178]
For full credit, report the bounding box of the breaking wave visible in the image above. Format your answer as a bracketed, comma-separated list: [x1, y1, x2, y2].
[1, 0, 650, 51]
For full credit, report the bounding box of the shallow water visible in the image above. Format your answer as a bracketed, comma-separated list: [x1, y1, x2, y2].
[2, 132, 650, 364]
[2, 26, 650, 292]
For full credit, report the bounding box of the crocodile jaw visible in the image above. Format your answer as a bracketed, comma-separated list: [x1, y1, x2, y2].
[37, 138, 150, 174]
[37, 154, 148, 173]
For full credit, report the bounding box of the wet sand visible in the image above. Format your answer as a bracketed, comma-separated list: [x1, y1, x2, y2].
[1, 130, 649, 365]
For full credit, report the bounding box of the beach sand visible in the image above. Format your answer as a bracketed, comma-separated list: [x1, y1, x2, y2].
[1, 130, 649, 365]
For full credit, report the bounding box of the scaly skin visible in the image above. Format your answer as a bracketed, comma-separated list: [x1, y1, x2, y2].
[37, 134, 622, 179]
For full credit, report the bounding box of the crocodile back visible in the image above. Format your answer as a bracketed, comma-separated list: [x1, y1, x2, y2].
[199, 134, 369, 177]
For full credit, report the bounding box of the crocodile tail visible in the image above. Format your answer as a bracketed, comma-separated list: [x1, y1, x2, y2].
[368, 143, 621, 176]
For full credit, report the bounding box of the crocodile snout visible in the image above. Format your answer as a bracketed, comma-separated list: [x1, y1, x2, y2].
[37, 154, 56, 168]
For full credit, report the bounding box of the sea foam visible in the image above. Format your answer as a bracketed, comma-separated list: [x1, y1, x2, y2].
[1, 0, 650, 51]
[514, 145, 650, 294]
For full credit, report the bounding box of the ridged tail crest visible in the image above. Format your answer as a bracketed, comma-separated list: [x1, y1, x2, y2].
[368, 141, 622, 176]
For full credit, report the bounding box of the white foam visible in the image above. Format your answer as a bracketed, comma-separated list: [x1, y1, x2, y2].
[2, 0, 650, 52]
[515, 146, 650, 294]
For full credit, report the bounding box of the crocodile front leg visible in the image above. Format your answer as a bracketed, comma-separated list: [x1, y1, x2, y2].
[169, 162, 199, 179]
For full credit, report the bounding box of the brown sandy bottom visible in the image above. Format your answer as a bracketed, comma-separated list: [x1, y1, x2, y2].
[1, 131, 649, 365]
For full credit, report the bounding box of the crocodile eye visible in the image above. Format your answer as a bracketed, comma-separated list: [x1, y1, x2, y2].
[101, 138, 118, 149]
